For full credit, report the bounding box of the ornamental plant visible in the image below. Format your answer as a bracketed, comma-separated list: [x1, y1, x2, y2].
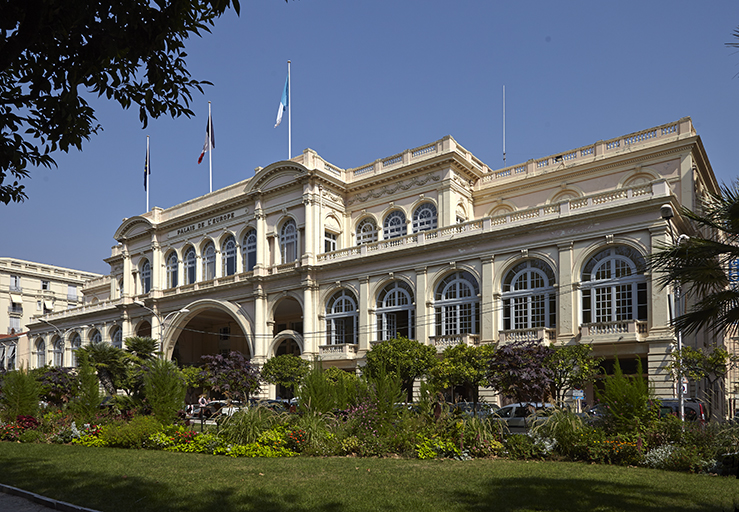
[0, 365, 42, 421]
[200, 351, 261, 403]
[143, 359, 187, 425]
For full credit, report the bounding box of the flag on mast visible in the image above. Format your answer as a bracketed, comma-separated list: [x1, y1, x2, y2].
[274, 74, 289, 128]
[144, 140, 150, 190]
[198, 113, 215, 164]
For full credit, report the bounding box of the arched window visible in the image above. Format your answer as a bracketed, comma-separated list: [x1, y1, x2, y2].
[166, 252, 178, 288]
[203, 243, 216, 280]
[70, 333, 81, 367]
[356, 218, 378, 246]
[36, 338, 46, 368]
[434, 271, 480, 336]
[222, 236, 237, 276]
[53, 337, 64, 367]
[581, 246, 647, 324]
[383, 210, 407, 239]
[376, 281, 415, 341]
[184, 247, 196, 284]
[140, 259, 151, 294]
[326, 289, 358, 345]
[90, 330, 102, 345]
[112, 327, 123, 349]
[280, 219, 298, 263]
[243, 229, 257, 272]
[502, 260, 556, 330]
[412, 203, 438, 233]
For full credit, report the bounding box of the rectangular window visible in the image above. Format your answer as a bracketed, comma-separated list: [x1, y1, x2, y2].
[41, 280, 50, 290]
[10, 275, 20, 292]
[595, 287, 612, 323]
[324, 232, 337, 253]
[37, 300, 42, 311]
[9, 317, 20, 333]
[219, 326, 230, 340]
[67, 284, 77, 301]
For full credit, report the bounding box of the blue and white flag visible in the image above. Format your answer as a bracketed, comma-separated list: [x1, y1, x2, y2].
[274, 75, 289, 128]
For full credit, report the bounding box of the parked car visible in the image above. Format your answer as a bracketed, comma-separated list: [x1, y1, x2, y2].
[491, 402, 555, 432]
[657, 398, 707, 423]
[449, 402, 499, 419]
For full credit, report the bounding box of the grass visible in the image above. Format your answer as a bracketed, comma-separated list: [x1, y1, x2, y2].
[1, 443, 738, 512]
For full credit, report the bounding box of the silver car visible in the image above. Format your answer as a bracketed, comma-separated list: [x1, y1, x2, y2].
[492, 402, 555, 432]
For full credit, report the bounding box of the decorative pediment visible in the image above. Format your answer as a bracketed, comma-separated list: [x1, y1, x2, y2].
[114, 216, 153, 241]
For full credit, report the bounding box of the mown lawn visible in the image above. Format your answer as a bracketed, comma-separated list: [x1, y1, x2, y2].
[1, 443, 737, 512]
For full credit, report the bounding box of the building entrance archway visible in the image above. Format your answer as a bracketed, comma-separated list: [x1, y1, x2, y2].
[170, 306, 250, 366]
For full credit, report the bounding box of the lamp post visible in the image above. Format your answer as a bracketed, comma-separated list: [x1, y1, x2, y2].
[661, 203, 685, 422]
[133, 301, 190, 356]
[37, 318, 90, 366]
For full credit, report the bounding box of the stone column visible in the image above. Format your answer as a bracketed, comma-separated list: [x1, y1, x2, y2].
[415, 267, 429, 344]
[151, 240, 162, 291]
[122, 247, 131, 298]
[253, 281, 268, 361]
[255, 202, 268, 274]
[557, 241, 575, 342]
[302, 275, 317, 357]
[481, 255, 495, 343]
[358, 276, 370, 352]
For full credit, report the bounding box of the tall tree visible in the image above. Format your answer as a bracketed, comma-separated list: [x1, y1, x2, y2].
[0, 0, 240, 204]
[261, 353, 310, 399]
[649, 184, 739, 336]
[487, 339, 554, 404]
[430, 343, 496, 412]
[364, 336, 438, 403]
[200, 351, 260, 403]
[545, 343, 602, 406]
[76, 342, 130, 395]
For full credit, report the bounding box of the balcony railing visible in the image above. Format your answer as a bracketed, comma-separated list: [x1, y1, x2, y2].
[318, 343, 359, 359]
[581, 320, 648, 340]
[8, 305, 23, 315]
[9, 284, 21, 292]
[429, 333, 480, 353]
[498, 327, 556, 344]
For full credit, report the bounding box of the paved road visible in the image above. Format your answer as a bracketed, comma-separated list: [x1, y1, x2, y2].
[0, 486, 100, 512]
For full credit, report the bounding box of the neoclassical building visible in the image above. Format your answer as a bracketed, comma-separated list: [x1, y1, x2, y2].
[22, 117, 723, 408]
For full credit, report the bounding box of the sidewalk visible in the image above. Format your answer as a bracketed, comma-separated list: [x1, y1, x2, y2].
[0, 485, 100, 512]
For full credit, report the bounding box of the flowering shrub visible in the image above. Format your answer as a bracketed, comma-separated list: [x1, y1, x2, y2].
[642, 444, 715, 473]
[0, 422, 23, 441]
[71, 423, 107, 447]
[286, 428, 307, 452]
[15, 415, 40, 430]
[585, 437, 642, 466]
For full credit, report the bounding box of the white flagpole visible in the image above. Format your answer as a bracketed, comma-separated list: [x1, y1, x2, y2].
[287, 60, 292, 160]
[502, 85, 506, 166]
[146, 135, 150, 212]
[208, 101, 213, 193]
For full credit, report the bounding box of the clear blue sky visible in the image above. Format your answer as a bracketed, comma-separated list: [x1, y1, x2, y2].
[4, 1, 739, 274]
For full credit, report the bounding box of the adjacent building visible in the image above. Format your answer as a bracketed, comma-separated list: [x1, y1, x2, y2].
[18, 117, 725, 413]
[0, 258, 100, 370]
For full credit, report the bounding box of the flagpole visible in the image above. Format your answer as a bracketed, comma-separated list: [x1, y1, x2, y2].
[146, 135, 150, 212]
[287, 60, 292, 160]
[208, 101, 213, 193]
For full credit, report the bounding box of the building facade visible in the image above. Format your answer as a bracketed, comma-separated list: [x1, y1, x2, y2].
[0, 258, 100, 370]
[21, 117, 724, 410]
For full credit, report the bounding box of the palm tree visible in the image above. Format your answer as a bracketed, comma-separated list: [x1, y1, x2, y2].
[76, 342, 129, 395]
[650, 183, 739, 336]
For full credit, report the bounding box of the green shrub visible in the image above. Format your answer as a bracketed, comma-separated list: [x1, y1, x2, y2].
[218, 406, 280, 445]
[462, 417, 504, 458]
[0, 366, 42, 421]
[101, 415, 161, 449]
[503, 433, 551, 460]
[596, 358, 657, 435]
[532, 409, 585, 460]
[415, 434, 461, 459]
[143, 359, 187, 425]
[19, 429, 45, 443]
[68, 356, 102, 422]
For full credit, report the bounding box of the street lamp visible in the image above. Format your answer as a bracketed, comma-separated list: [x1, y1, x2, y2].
[133, 300, 190, 356]
[37, 318, 90, 366]
[661, 203, 685, 422]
